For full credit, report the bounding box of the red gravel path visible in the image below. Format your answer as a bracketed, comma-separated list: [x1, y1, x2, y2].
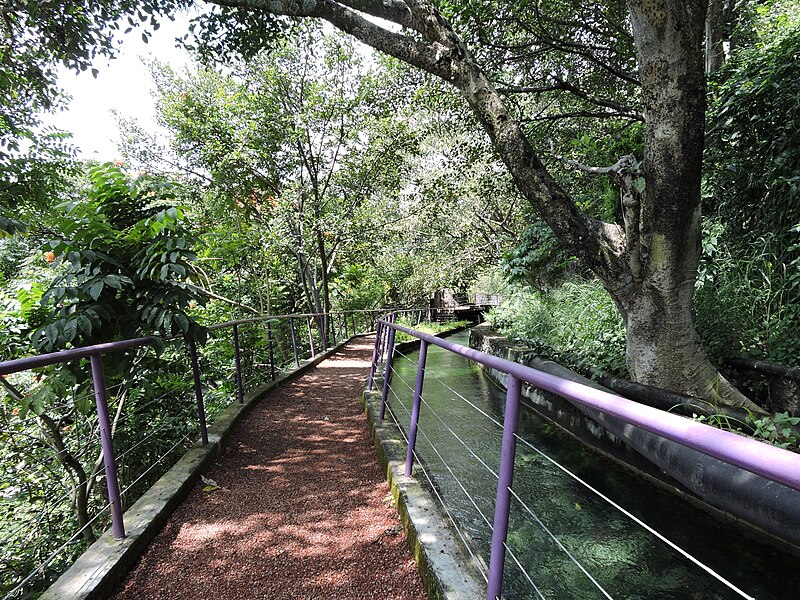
[112, 340, 428, 600]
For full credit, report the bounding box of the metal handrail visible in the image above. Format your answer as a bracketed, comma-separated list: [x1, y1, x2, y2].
[0, 337, 157, 376]
[371, 317, 800, 600]
[0, 307, 404, 551]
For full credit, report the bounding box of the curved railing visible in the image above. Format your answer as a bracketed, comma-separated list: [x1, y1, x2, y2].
[369, 316, 800, 600]
[0, 307, 430, 599]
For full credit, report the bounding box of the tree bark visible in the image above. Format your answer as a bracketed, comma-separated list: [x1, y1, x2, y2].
[617, 1, 758, 410]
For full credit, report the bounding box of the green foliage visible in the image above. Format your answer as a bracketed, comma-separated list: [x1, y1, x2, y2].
[705, 9, 800, 240]
[488, 279, 627, 376]
[749, 412, 800, 450]
[694, 221, 800, 367]
[501, 221, 577, 290]
[33, 163, 206, 352]
[0, 127, 78, 236]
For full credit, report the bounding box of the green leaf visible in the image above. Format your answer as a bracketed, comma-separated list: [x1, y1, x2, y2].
[175, 313, 189, 333]
[104, 274, 122, 290]
[76, 393, 95, 415]
[63, 318, 78, 342]
[152, 337, 166, 356]
[88, 279, 104, 300]
[77, 314, 92, 335]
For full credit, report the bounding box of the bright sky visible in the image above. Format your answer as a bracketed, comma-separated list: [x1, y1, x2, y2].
[43, 10, 391, 163]
[43, 12, 194, 162]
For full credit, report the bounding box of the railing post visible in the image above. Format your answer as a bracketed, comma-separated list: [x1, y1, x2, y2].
[367, 321, 383, 390]
[89, 353, 126, 539]
[487, 374, 522, 600]
[232, 324, 244, 404]
[405, 339, 428, 477]
[289, 318, 300, 368]
[351, 312, 357, 335]
[267, 322, 276, 381]
[330, 312, 338, 346]
[378, 313, 391, 360]
[187, 338, 209, 445]
[307, 316, 315, 357]
[379, 325, 397, 421]
[343, 312, 349, 339]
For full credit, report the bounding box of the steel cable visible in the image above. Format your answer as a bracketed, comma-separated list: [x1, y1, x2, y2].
[383, 396, 489, 583]
[511, 433, 754, 599]
[387, 387, 494, 530]
[502, 542, 548, 600]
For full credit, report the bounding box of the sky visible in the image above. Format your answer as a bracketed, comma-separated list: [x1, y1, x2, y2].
[43, 13, 194, 162]
[42, 11, 389, 163]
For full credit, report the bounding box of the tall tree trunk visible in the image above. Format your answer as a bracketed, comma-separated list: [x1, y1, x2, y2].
[619, 0, 756, 409]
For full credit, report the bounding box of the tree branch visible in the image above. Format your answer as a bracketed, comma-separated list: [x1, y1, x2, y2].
[183, 283, 260, 314]
[498, 78, 643, 121]
[209, 0, 455, 80]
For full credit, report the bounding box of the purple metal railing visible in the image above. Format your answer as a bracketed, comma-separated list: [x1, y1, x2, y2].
[0, 308, 392, 549]
[372, 318, 800, 600]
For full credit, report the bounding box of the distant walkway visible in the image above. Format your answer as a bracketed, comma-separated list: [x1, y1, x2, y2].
[112, 339, 427, 600]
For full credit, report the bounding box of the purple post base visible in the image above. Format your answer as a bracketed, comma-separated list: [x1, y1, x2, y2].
[90, 354, 126, 539]
[486, 374, 522, 600]
[405, 340, 428, 477]
[367, 322, 383, 391]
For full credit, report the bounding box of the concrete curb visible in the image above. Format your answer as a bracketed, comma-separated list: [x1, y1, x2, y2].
[361, 387, 485, 600]
[40, 337, 359, 600]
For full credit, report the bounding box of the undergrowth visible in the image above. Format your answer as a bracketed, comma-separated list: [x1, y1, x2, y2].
[487, 279, 627, 376]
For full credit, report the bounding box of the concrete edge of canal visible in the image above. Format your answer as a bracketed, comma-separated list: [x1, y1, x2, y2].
[362, 386, 486, 600]
[39, 338, 358, 600]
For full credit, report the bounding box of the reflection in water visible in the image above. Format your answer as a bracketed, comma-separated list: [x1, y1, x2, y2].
[387, 332, 797, 600]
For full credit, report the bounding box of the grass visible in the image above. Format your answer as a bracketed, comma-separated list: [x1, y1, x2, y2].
[393, 319, 471, 343]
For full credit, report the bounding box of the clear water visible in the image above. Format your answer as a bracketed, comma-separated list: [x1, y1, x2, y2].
[386, 332, 799, 600]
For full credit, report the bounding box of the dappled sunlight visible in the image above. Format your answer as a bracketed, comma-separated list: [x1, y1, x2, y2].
[112, 340, 426, 599]
[317, 358, 371, 369]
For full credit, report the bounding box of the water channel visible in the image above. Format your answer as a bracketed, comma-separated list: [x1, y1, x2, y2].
[386, 331, 798, 599]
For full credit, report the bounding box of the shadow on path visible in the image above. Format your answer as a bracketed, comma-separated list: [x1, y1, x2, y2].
[112, 340, 427, 600]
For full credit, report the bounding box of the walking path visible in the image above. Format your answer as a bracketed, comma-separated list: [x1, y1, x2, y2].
[112, 339, 428, 600]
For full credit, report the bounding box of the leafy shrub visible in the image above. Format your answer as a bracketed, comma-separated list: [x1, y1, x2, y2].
[501, 221, 578, 291]
[705, 10, 800, 242]
[487, 279, 627, 376]
[694, 222, 800, 367]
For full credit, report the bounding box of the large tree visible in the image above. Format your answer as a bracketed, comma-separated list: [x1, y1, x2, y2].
[191, 1, 757, 409]
[123, 27, 412, 328]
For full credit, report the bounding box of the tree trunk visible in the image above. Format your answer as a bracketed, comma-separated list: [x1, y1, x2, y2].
[619, 1, 761, 411]
[38, 413, 97, 544]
